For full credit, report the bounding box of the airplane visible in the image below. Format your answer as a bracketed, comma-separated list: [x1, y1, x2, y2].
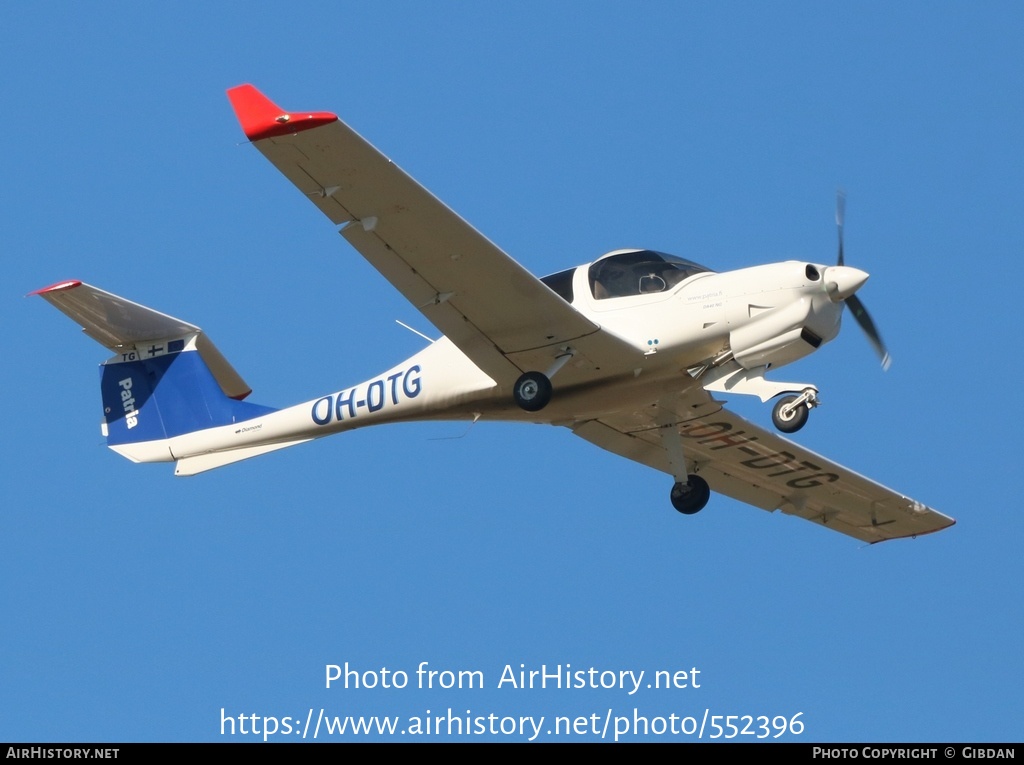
[33, 84, 955, 544]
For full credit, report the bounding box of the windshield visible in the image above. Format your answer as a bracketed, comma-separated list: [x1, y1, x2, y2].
[539, 268, 575, 303]
[589, 250, 712, 299]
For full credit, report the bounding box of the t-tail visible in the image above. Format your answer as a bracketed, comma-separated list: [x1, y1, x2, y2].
[32, 281, 301, 473]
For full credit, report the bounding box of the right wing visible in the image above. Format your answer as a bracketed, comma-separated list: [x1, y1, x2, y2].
[227, 85, 635, 387]
[572, 388, 955, 544]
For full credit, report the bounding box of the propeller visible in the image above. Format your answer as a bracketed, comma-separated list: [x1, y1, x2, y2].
[835, 189, 846, 267]
[833, 190, 891, 371]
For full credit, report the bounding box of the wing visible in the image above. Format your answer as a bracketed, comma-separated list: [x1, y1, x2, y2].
[572, 389, 955, 544]
[227, 85, 635, 386]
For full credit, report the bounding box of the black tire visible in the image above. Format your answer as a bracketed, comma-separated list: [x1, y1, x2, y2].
[670, 475, 711, 515]
[513, 371, 553, 412]
[772, 394, 809, 433]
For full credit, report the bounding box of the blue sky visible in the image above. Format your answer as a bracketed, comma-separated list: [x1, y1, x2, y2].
[3, 2, 1022, 742]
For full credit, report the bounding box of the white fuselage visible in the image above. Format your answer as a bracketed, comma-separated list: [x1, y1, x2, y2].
[138, 256, 857, 468]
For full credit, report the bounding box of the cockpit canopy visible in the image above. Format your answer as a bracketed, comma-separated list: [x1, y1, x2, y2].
[588, 249, 712, 300]
[538, 249, 712, 304]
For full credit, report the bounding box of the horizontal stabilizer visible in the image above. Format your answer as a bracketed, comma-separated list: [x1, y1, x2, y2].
[174, 438, 313, 476]
[32, 280, 252, 400]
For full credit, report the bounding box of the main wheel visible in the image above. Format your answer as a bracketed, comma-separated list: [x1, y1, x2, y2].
[670, 475, 710, 515]
[772, 394, 809, 433]
[513, 371, 553, 412]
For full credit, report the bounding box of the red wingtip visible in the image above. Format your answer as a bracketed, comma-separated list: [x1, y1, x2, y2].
[28, 279, 82, 297]
[227, 84, 337, 141]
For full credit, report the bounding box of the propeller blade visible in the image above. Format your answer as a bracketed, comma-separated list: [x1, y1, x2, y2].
[845, 294, 891, 371]
[835, 189, 846, 266]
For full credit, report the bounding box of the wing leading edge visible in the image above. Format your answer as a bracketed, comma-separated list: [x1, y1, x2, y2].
[573, 391, 955, 544]
[226, 84, 633, 387]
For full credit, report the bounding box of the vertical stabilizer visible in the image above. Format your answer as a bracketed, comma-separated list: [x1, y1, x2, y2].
[100, 338, 276, 451]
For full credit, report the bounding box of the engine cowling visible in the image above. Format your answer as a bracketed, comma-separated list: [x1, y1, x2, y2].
[729, 299, 826, 370]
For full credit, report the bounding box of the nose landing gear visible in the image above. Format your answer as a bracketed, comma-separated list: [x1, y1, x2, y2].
[699, 364, 820, 434]
[771, 388, 819, 434]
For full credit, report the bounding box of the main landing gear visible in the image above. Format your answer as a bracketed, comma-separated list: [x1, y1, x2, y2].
[670, 475, 710, 515]
[660, 421, 711, 515]
[512, 350, 575, 413]
[513, 371, 552, 412]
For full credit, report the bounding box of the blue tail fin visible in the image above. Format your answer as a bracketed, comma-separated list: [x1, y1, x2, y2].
[100, 343, 276, 447]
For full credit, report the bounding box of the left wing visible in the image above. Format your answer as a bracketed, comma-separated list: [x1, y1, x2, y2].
[227, 84, 636, 387]
[573, 391, 955, 543]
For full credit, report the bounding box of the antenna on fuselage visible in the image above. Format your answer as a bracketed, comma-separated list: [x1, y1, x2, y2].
[428, 413, 482, 441]
[395, 319, 435, 343]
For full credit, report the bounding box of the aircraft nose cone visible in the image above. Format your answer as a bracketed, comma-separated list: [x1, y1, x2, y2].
[825, 266, 869, 301]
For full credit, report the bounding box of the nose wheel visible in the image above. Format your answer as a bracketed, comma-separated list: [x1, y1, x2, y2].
[670, 475, 710, 515]
[771, 389, 818, 433]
